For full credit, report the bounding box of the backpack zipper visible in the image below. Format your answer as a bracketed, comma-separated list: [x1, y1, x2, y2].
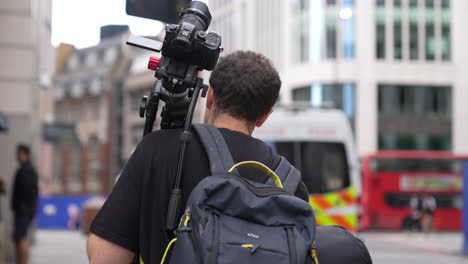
[208, 210, 220, 264]
[311, 241, 319, 264]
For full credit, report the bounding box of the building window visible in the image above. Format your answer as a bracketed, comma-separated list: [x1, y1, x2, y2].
[376, 24, 386, 59]
[85, 52, 97, 67]
[326, 25, 337, 59]
[441, 0, 450, 8]
[341, 0, 355, 58]
[425, 0, 435, 61]
[70, 82, 84, 98]
[375, 0, 451, 62]
[378, 85, 452, 151]
[379, 85, 451, 117]
[393, 21, 403, 60]
[393, 0, 402, 60]
[292, 83, 355, 119]
[441, 0, 451, 61]
[68, 55, 79, 71]
[292, 86, 311, 102]
[425, 22, 435, 61]
[104, 47, 118, 64]
[375, 0, 386, 59]
[425, 0, 434, 8]
[291, 0, 355, 63]
[379, 133, 451, 151]
[409, 22, 418, 60]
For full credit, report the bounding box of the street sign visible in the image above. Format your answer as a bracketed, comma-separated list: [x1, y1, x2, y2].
[42, 122, 76, 143]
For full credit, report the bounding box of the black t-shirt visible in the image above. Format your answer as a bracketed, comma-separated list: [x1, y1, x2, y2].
[12, 161, 39, 217]
[90, 127, 309, 264]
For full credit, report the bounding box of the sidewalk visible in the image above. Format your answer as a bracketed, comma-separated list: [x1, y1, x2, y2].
[30, 230, 88, 264]
[361, 231, 463, 256]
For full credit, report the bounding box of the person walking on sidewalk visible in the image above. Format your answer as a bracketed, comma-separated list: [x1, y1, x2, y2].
[11, 144, 39, 264]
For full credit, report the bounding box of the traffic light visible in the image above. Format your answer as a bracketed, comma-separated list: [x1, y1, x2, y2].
[126, 0, 191, 24]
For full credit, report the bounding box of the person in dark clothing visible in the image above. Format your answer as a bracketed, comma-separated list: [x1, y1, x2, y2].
[87, 51, 309, 264]
[12, 144, 38, 264]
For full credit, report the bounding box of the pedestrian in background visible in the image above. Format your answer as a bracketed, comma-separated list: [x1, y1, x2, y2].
[11, 144, 39, 264]
[409, 194, 423, 231]
[422, 194, 436, 234]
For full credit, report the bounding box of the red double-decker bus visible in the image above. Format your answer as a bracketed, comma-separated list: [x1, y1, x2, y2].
[360, 151, 465, 231]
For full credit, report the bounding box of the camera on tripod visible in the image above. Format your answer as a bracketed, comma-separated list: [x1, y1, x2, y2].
[126, 0, 222, 131]
[126, 0, 223, 231]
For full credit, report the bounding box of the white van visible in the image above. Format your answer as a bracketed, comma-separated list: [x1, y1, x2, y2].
[253, 107, 361, 230]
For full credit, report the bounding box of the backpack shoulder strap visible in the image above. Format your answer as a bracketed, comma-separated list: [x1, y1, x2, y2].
[266, 157, 302, 194]
[193, 124, 236, 175]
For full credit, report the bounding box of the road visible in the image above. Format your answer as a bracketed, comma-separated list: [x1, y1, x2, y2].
[360, 232, 467, 264]
[28, 230, 467, 263]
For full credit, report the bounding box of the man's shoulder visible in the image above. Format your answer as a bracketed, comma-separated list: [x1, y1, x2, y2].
[18, 162, 37, 174]
[142, 127, 260, 145]
[138, 129, 185, 150]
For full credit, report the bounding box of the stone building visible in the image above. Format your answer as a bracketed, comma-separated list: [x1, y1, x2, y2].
[52, 28, 130, 195]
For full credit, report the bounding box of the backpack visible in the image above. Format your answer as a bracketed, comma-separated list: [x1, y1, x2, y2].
[314, 226, 372, 264]
[161, 124, 318, 264]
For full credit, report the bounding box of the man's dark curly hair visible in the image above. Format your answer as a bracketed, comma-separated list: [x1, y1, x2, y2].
[209, 51, 281, 122]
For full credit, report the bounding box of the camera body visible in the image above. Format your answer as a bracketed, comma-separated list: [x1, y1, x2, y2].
[126, 1, 222, 130]
[163, 24, 221, 71]
[162, 1, 222, 71]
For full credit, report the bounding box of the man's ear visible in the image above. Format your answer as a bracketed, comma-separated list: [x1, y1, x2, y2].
[206, 86, 214, 110]
[255, 109, 273, 127]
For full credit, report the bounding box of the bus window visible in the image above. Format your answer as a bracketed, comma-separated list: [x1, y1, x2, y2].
[374, 158, 461, 173]
[272, 141, 350, 194]
[384, 193, 462, 209]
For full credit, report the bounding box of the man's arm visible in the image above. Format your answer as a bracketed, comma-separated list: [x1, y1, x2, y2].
[87, 234, 135, 264]
[87, 135, 153, 263]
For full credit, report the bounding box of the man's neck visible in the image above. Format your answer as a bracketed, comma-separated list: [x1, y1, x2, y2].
[210, 114, 254, 135]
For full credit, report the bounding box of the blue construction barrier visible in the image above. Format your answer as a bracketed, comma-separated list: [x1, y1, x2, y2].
[36, 195, 96, 229]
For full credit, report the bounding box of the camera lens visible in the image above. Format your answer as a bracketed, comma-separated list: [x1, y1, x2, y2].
[179, 1, 212, 32]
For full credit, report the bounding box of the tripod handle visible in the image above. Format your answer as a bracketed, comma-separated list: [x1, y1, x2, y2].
[142, 80, 162, 137]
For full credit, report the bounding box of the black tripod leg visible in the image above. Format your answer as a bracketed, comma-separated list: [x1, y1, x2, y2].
[143, 81, 162, 136]
[166, 78, 204, 231]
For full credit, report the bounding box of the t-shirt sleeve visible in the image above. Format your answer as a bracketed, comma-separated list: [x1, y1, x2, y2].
[90, 141, 149, 253]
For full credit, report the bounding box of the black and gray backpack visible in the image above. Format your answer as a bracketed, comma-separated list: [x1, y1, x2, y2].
[161, 124, 318, 264]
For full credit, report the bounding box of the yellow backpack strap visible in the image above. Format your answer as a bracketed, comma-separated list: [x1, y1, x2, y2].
[228, 161, 283, 189]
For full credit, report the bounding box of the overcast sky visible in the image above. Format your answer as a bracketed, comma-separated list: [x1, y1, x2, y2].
[51, 0, 164, 48]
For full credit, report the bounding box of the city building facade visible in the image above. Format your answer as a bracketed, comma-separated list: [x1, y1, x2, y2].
[210, 0, 468, 156]
[52, 29, 130, 195]
[0, 0, 54, 261]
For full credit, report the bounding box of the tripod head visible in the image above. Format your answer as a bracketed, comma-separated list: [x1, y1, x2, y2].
[126, 0, 221, 132]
